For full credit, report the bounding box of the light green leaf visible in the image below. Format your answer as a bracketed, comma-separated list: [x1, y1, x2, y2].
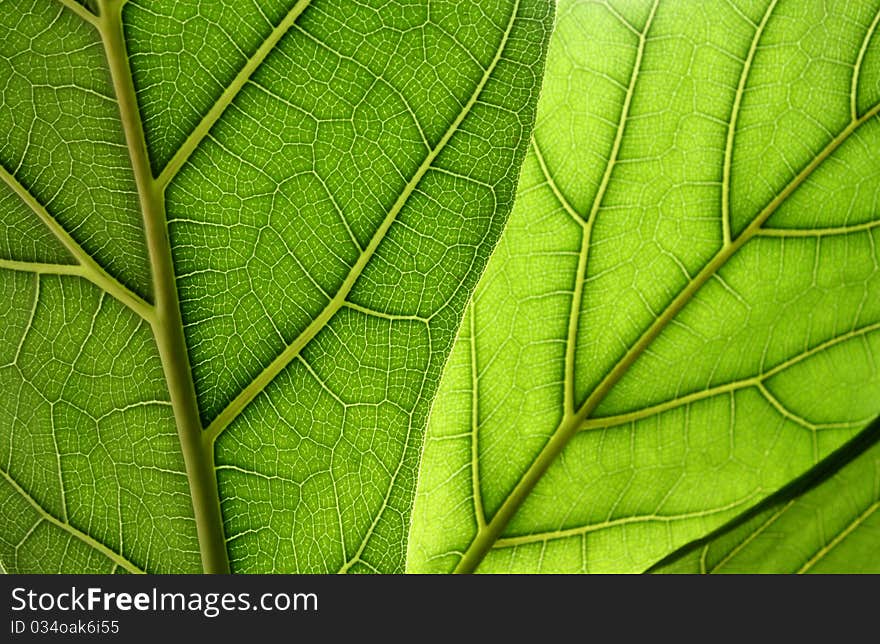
[651, 417, 880, 574]
[0, 0, 552, 573]
[408, 0, 880, 573]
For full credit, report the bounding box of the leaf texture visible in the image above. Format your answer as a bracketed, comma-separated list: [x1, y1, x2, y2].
[0, 0, 552, 573]
[651, 417, 880, 573]
[408, 0, 880, 573]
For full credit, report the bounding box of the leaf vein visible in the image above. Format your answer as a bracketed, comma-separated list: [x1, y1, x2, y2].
[708, 499, 796, 573]
[0, 467, 145, 574]
[723, 0, 779, 245]
[852, 5, 880, 120]
[492, 491, 762, 549]
[469, 302, 487, 529]
[562, 0, 659, 417]
[0, 164, 154, 321]
[54, 0, 99, 26]
[579, 322, 880, 430]
[157, 0, 314, 188]
[797, 500, 880, 573]
[205, 0, 522, 444]
[454, 89, 880, 574]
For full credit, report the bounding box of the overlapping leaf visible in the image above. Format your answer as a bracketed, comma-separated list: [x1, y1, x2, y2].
[651, 417, 880, 574]
[408, 0, 880, 573]
[0, 0, 551, 573]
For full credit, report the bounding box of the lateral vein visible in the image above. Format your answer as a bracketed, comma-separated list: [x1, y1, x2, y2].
[561, 0, 656, 417]
[852, 6, 880, 120]
[0, 259, 85, 277]
[468, 302, 487, 529]
[579, 321, 880, 430]
[54, 0, 99, 26]
[492, 492, 761, 549]
[0, 164, 154, 321]
[531, 138, 585, 226]
[0, 467, 145, 574]
[797, 500, 880, 573]
[206, 0, 521, 444]
[757, 220, 880, 237]
[708, 499, 796, 573]
[157, 0, 314, 188]
[98, 0, 229, 574]
[722, 0, 779, 245]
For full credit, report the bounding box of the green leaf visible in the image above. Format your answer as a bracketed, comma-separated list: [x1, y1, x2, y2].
[0, 0, 552, 573]
[650, 417, 880, 574]
[408, 0, 880, 573]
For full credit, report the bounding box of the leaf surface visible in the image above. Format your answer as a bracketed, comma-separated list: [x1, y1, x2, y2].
[651, 417, 880, 573]
[408, 0, 880, 573]
[0, 0, 551, 573]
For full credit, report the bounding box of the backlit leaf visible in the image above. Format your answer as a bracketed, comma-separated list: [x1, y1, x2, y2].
[408, 0, 880, 573]
[0, 0, 552, 573]
[651, 417, 880, 574]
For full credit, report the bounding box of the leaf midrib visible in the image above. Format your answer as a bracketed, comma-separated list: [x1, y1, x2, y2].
[454, 2, 880, 571]
[9, 0, 319, 574]
[96, 0, 230, 574]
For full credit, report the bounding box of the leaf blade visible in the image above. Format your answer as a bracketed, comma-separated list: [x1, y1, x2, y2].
[1, 0, 553, 573]
[651, 417, 880, 574]
[408, 0, 880, 574]
[0, 0, 151, 298]
[195, 0, 553, 573]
